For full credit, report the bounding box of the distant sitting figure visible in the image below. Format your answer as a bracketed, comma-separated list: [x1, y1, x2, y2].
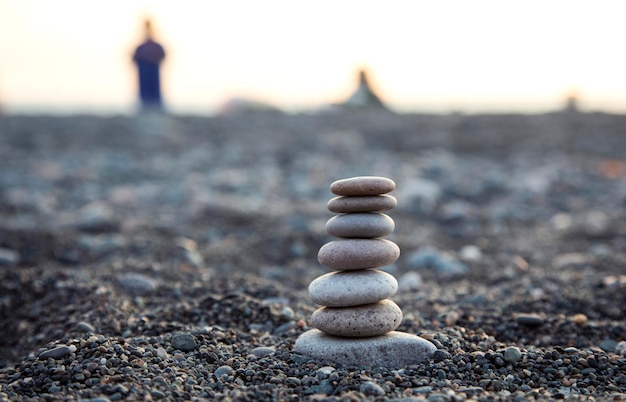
[344, 69, 386, 109]
[563, 93, 579, 114]
[133, 20, 166, 111]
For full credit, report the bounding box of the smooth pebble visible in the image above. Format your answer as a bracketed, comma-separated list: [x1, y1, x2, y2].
[515, 313, 544, 327]
[309, 269, 398, 307]
[116, 273, 158, 296]
[318, 239, 400, 270]
[171, 333, 197, 352]
[330, 176, 396, 196]
[250, 346, 275, 357]
[327, 195, 397, 213]
[503, 346, 522, 363]
[214, 365, 234, 378]
[311, 299, 402, 337]
[326, 213, 394, 238]
[295, 329, 436, 368]
[360, 381, 385, 396]
[39, 345, 72, 360]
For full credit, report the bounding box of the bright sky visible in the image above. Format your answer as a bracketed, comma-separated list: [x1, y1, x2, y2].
[2, 0, 626, 114]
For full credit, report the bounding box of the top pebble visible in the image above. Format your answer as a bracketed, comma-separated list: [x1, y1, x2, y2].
[330, 176, 396, 196]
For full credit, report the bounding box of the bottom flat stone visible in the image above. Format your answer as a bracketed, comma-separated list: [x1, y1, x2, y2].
[294, 329, 436, 368]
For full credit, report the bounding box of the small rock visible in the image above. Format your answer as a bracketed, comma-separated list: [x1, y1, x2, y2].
[459, 245, 482, 262]
[75, 201, 117, 232]
[515, 313, 544, 327]
[581, 210, 613, 238]
[573, 313, 588, 325]
[171, 333, 197, 352]
[249, 346, 275, 357]
[76, 321, 96, 332]
[360, 381, 385, 396]
[413, 385, 433, 394]
[0, 247, 19, 266]
[156, 347, 168, 360]
[316, 366, 336, 376]
[313, 378, 334, 394]
[116, 273, 158, 296]
[616, 341, 626, 356]
[214, 365, 234, 378]
[439, 200, 475, 222]
[444, 311, 460, 327]
[432, 350, 450, 362]
[406, 247, 468, 275]
[599, 339, 617, 353]
[397, 272, 423, 290]
[553, 253, 587, 268]
[397, 178, 442, 213]
[550, 213, 573, 232]
[503, 346, 522, 363]
[39, 345, 72, 360]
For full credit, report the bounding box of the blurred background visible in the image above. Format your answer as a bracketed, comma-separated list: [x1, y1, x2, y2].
[3, 0, 626, 115]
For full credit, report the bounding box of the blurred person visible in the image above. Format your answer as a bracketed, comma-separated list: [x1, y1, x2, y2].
[133, 20, 166, 112]
[344, 69, 386, 109]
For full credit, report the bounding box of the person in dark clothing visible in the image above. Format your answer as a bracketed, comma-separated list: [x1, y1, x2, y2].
[133, 20, 166, 111]
[344, 69, 386, 110]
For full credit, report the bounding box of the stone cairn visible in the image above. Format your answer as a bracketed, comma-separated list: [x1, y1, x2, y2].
[295, 176, 436, 367]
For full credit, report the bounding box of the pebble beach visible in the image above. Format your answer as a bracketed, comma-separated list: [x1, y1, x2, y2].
[0, 110, 625, 401]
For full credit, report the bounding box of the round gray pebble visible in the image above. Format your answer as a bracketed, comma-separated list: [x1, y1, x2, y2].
[116, 273, 158, 296]
[311, 299, 403, 337]
[214, 365, 234, 378]
[503, 346, 522, 363]
[330, 176, 396, 196]
[616, 341, 626, 356]
[360, 380, 385, 396]
[309, 269, 398, 307]
[76, 321, 96, 333]
[515, 313, 544, 327]
[325, 212, 395, 238]
[39, 345, 72, 360]
[250, 346, 275, 357]
[327, 195, 397, 213]
[318, 239, 400, 270]
[171, 333, 197, 352]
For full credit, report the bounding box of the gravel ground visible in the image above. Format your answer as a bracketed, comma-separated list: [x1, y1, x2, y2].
[0, 110, 625, 401]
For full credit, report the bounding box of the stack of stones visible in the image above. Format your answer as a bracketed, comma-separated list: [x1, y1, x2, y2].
[295, 176, 436, 368]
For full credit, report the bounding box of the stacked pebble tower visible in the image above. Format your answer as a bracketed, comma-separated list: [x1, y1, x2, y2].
[295, 176, 436, 367]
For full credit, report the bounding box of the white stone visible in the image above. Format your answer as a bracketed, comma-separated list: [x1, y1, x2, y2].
[309, 269, 397, 307]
